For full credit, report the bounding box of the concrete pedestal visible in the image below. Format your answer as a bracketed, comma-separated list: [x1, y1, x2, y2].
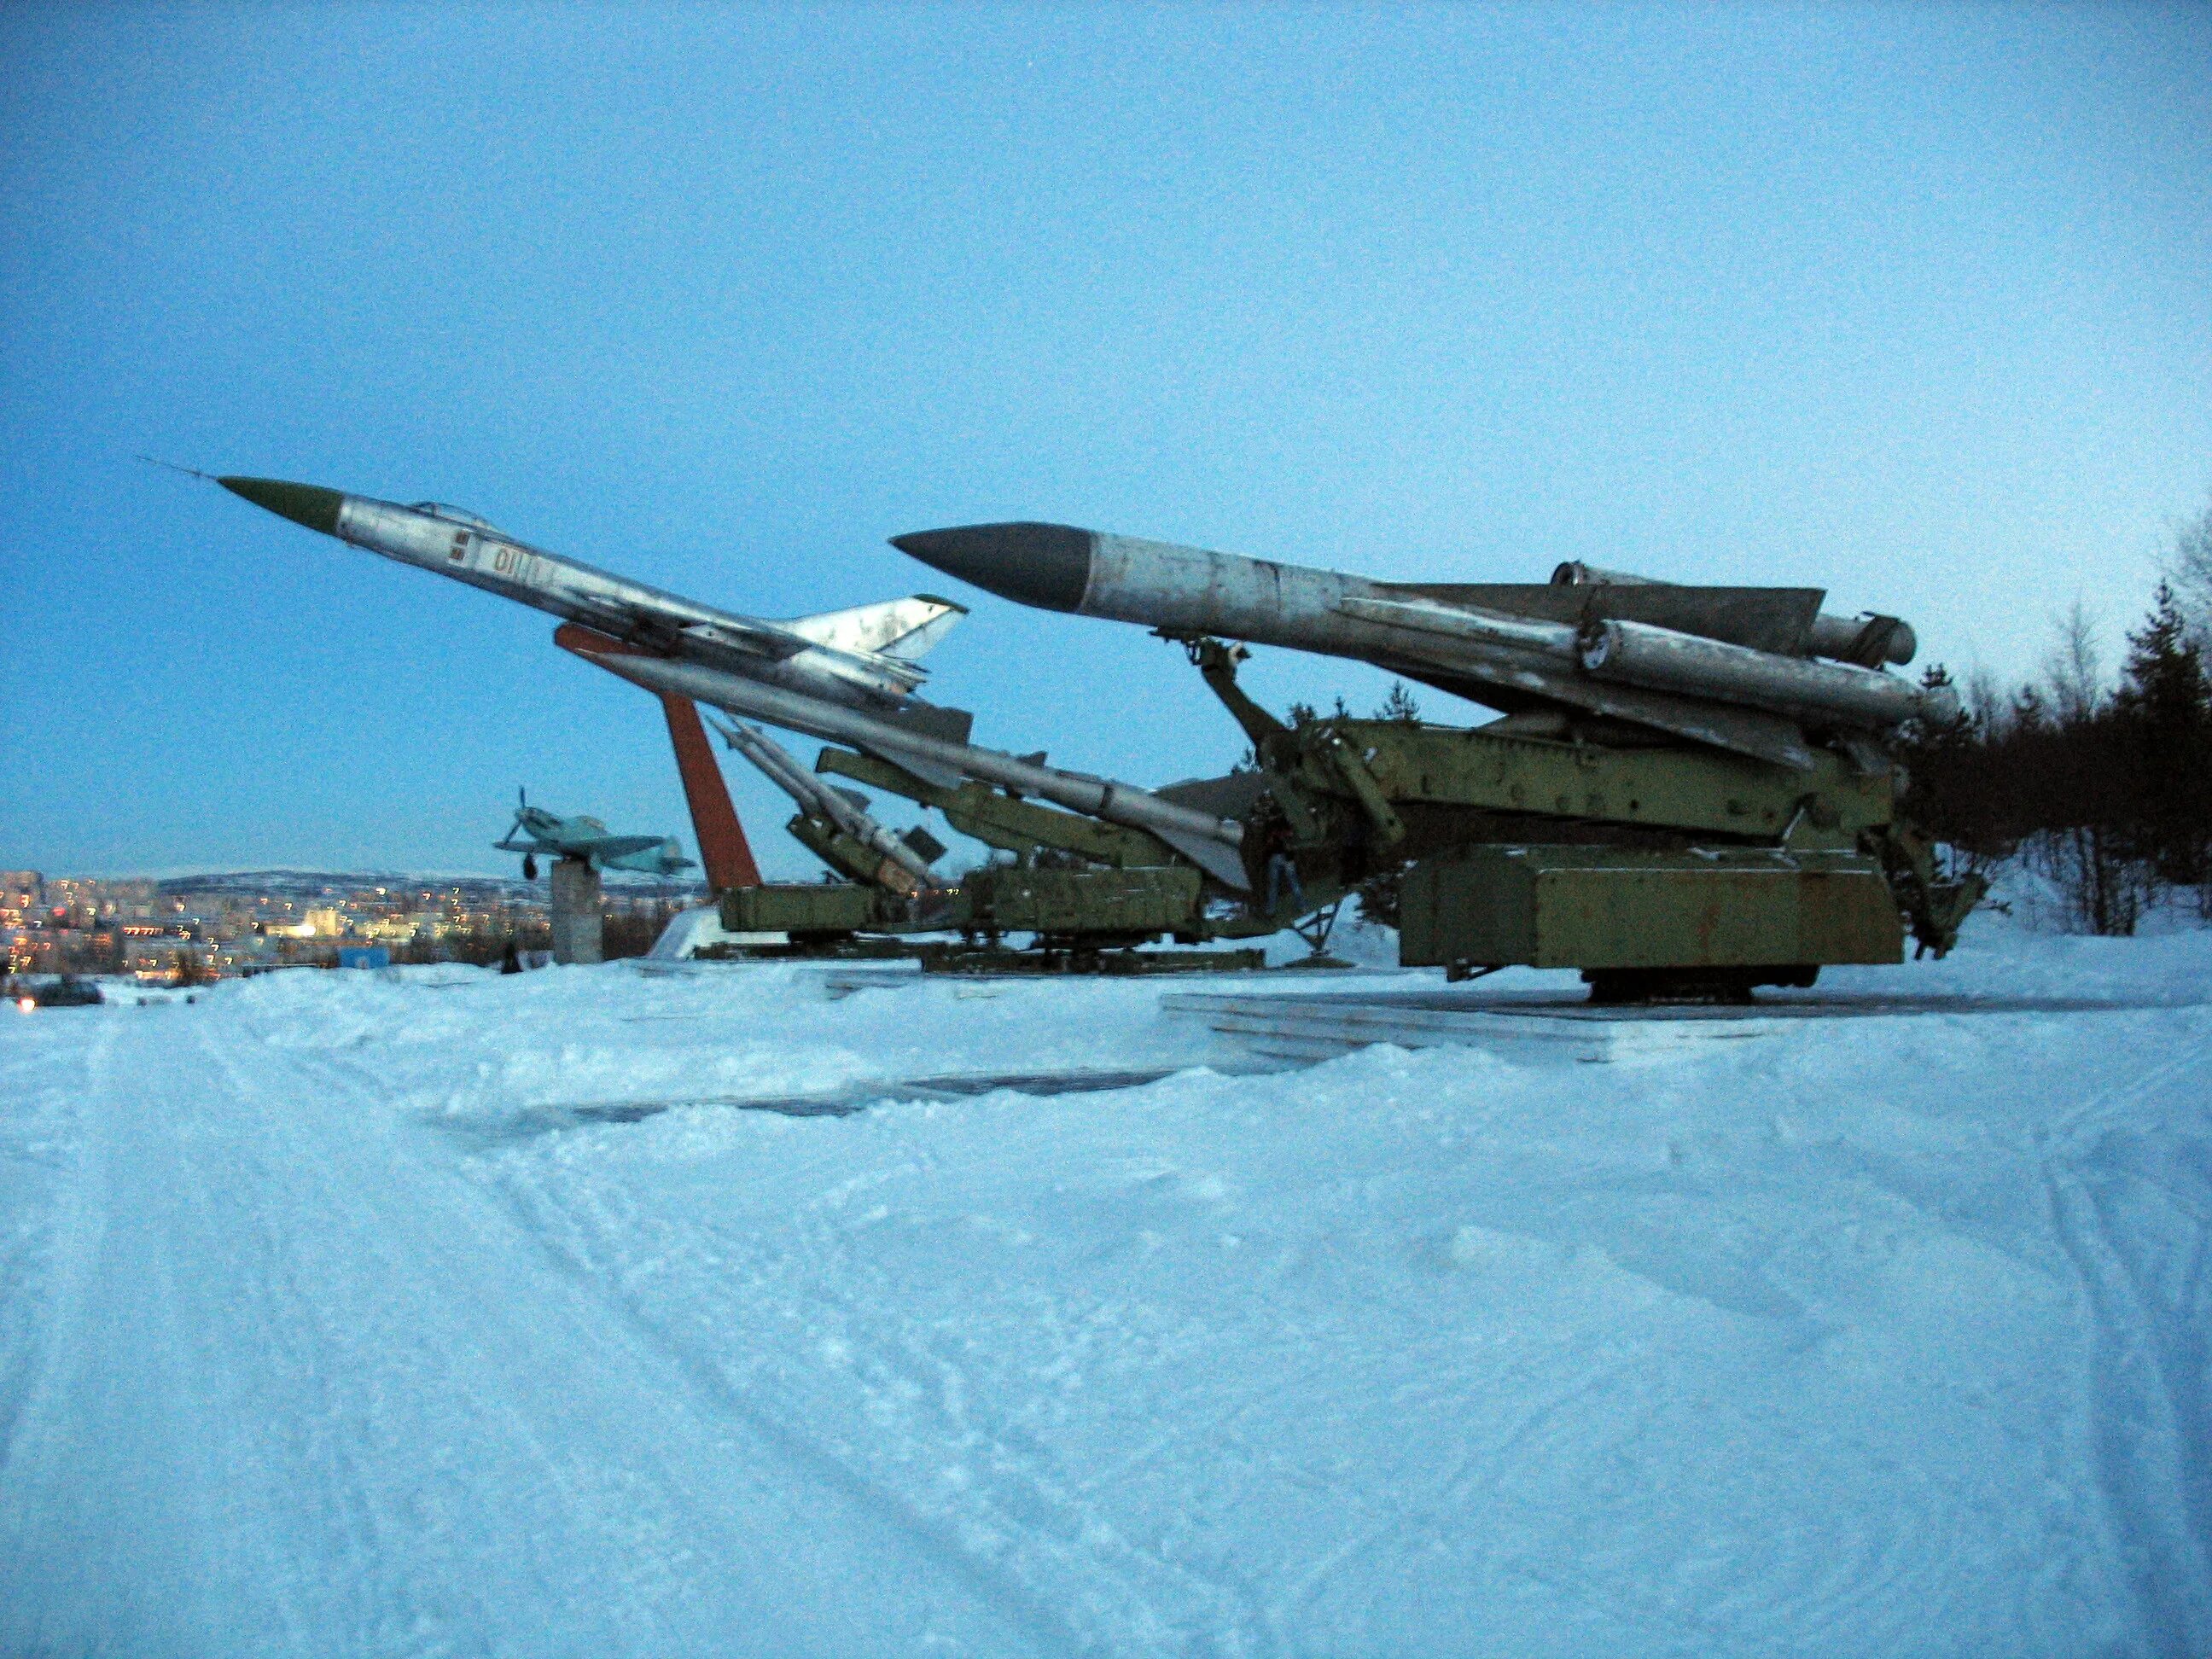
[550, 858, 603, 965]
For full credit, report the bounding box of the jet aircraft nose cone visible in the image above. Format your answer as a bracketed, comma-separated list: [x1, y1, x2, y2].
[218, 475, 345, 538]
[888, 521, 1096, 613]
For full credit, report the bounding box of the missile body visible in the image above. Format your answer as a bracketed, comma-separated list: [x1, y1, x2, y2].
[896, 521, 1406, 662]
[892, 523, 1950, 766]
[717, 719, 941, 894]
[218, 476, 967, 723]
[557, 626, 1250, 889]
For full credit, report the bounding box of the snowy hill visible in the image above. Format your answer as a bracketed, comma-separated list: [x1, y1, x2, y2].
[2, 916, 2207, 1656]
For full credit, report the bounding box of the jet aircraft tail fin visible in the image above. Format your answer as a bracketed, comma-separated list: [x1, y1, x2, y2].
[783, 596, 968, 661]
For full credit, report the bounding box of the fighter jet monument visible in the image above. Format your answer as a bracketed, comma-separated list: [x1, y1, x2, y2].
[215, 474, 973, 738]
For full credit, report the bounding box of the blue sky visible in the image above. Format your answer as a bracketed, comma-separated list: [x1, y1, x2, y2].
[3, 3, 2207, 877]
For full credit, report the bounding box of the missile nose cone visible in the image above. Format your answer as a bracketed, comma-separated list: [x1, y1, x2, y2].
[218, 475, 345, 538]
[889, 521, 1095, 613]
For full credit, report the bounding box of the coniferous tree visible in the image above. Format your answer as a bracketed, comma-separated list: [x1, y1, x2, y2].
[1895, 664, 2000, 872]
[2167, 496, 2212, 653]
[2116, 582, 2212, 900]
[1375, 682, 1423, 723]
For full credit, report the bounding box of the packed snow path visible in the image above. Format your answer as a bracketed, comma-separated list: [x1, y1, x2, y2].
[3, 926, 2209, 1656]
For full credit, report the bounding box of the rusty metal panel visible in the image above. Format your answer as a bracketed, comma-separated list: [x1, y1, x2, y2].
[1400, 852, 1536, 966]
[1793, 862, 1909, 962]
[1534, 867, 1789, 968]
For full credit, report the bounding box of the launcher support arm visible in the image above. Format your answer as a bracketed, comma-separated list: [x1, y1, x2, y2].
[1171, 633, 1289, 756]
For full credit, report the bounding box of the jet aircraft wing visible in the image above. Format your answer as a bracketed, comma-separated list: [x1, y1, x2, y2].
[563, 595, 810, 670]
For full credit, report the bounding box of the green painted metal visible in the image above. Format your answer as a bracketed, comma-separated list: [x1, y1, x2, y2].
[816, 748, 1175, 867]
[719, 641, 1971, 986]
[1317, 730, 1406, 845]
[917, 943, 1266, 976]
[783, 815, 884, 888]
[1266, 719, 1893, 849]
[960, 864, 1207, 940]
[783, 812, 936, 897]
[719, 882, 906, 935]
[1399, 844, 1904, 972]
[969, 862, 1212, 942]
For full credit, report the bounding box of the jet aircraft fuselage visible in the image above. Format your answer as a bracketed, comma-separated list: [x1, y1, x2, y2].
[217, 475, 969, 729]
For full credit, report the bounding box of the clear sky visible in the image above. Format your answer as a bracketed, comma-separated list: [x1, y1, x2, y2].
[3, 3, 2207, 877]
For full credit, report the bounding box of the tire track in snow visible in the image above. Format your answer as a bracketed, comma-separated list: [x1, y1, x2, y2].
[454, 1085, 1284, 1657]
[0, 1018, 112, 1498]
[9, 1004, 1051, 1656]
[2038, 1029, 2212, 1655]
[187, 1023, 550, 1650]
[298, 1044, 1086, 1657]
[6, 1013, 468, 1652]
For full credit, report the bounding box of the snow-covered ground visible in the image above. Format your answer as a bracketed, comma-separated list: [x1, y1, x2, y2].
[2, 913, 2208, 1656]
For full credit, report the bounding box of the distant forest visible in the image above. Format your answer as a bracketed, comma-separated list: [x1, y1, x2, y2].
[1896, 498, 2212, 934]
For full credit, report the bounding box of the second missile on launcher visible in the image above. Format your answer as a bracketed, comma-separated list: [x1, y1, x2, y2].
[712, 717, 945, 896]
[556, 623, 1250, 889]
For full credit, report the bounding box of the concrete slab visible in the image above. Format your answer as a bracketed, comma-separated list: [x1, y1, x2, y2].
[1159, 985, 2181, 1065]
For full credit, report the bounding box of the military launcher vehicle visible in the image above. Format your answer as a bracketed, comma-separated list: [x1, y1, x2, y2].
[709, 736, 1270, 972]
[888, 523, 1985, 1000]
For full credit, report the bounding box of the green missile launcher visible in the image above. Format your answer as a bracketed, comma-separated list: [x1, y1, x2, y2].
[1177, 636, 1982, 997]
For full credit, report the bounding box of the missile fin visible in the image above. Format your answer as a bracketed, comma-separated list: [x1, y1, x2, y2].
[878, 700, 975, 745]
[1151, 825, 1251, 891]
[858, 737, 968, 793]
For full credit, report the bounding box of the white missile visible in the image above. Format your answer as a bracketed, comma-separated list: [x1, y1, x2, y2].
[714, 718, 941, 894]
[1577, 618, 1946, 728]
[892, 522, 1950, 767]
